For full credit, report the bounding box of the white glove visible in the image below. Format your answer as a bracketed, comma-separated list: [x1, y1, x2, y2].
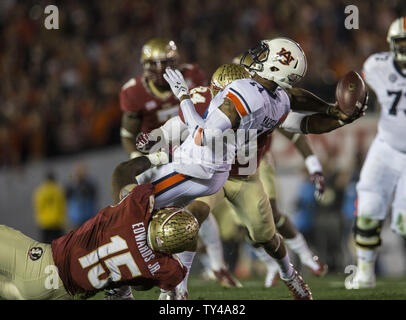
[163, 67, 189, 100]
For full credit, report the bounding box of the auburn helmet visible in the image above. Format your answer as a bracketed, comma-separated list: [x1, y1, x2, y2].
[387, 17, 406, 63]
[241, 37, 307, 89]
[210, 64, 250, 96]
[147, 207, 199, 254]
[141, 38, 179, 86]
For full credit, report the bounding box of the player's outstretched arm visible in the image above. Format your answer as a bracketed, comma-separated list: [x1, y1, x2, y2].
[288, 88, 331, 113]
[287, 87, 351, 122]
[279, 110, 359, 134]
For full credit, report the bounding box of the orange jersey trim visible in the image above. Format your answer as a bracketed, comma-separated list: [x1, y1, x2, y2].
[194, 127, 204, 146]
[226, 91, 248, 117]
[154, 173, 189, 195]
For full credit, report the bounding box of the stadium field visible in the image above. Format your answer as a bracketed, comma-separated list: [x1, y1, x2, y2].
[88, 274, 406, 300]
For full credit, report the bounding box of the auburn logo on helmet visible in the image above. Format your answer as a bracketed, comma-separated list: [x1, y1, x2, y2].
[276, 48, 295, 66]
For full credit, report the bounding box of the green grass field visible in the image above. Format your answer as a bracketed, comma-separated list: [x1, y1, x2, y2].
[89, 274, 406, 300]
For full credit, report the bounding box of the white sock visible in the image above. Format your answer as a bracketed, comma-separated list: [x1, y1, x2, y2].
[198, 213, 225, 271]
[252, 247, 278, 272]
[198, 253, 212, 271]
[284, 233, 313, 260]
[356, 247, 377, 263]
[175, 251, 196, 293]
[276, 254, 294, 280]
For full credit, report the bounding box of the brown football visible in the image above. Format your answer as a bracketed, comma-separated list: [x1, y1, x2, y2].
[335, 71, 367, 116]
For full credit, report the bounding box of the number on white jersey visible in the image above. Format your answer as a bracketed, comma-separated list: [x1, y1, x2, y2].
[190, 86, 208, 104]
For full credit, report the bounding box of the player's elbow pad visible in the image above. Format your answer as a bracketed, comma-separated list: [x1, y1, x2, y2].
[279, 112, 306, 133]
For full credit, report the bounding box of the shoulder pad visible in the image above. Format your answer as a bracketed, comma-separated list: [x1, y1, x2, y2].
[121, 78, 137, 91]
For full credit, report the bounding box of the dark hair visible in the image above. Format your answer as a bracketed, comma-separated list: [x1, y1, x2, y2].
[46, 171, 56, 181]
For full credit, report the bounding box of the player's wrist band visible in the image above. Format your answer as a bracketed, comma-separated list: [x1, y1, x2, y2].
[305, 155, 322, 174]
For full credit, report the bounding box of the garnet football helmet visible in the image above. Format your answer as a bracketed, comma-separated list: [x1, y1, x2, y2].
[210, 64, 250, 96]
[241, 38, 307, 89]
[387, 17, 406, 63]
[147, 207, 200, 254]
[141, 38, 179, 87]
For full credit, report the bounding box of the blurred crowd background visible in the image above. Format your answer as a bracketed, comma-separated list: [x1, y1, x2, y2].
[1, 0, 406, 278]
[1, 0, 404, 166]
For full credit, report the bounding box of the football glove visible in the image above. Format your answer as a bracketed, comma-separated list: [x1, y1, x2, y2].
[310, 172, 325, 202]
[136, 132, 156, 154]
[163, 67, 189, 100]
[327, 92, 368, 125]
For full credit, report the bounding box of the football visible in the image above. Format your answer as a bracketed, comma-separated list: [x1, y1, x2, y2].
[335, 71, 367, 116]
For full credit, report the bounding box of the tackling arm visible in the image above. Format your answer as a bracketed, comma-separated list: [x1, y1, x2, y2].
[110, 156, 152, 204]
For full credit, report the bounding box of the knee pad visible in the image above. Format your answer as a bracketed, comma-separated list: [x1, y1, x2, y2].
[353, 216, 383, 249]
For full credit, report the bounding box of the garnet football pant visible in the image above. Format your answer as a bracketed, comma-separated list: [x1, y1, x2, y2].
[0, 225, 70, 300]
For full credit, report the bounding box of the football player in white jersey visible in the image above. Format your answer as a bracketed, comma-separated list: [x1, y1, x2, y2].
[112, 37, 366, 299]
[351, 17, 406, 289]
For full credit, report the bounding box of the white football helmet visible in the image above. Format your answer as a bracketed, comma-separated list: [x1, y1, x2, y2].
[240, 37, 307, 89]
[387, 17, 406, 63]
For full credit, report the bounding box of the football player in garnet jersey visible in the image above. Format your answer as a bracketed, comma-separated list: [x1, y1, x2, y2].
[0, 181, 208, 300]
[119, 37, 207, 159]
[350, 17, 406, 289]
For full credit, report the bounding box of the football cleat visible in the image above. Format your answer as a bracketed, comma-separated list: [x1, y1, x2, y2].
[104, 287, 135, 300]
[212, 268, 243, 288]
[281, 269, 313, 300]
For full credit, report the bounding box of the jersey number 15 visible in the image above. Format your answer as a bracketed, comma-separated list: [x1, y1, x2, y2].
[78, 236, 141, 289]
